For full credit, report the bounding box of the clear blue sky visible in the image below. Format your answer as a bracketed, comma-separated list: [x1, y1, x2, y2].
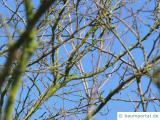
[0, 0, 159, 120]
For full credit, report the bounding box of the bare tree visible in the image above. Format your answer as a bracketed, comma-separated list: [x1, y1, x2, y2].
[0, 0, 159, 120]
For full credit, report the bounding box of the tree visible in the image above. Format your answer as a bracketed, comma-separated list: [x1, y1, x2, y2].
[0, 0, 159, 120]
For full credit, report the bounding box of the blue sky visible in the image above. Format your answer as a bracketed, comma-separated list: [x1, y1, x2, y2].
[0, 0, 160, 120]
